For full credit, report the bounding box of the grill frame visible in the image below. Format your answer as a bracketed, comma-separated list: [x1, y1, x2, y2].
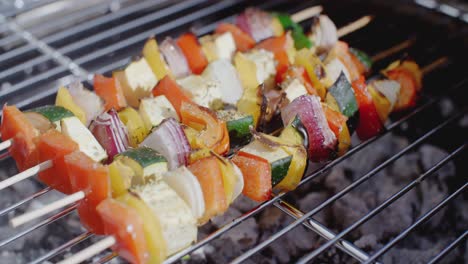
[0, 0, 467, 263]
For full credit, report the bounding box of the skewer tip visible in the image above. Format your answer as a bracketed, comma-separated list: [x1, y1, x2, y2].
[57, 236, 116, 264]
[10, 190, 84, 228]
[291, 5, 323, 23]
[337, 15, 374, 38]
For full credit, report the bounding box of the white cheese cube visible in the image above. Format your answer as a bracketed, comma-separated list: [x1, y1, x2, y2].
[177, 75, 223, 109]
[139, 96, 178, 131]
[133, 181, 197, 255]
[60, 116, 107, 162]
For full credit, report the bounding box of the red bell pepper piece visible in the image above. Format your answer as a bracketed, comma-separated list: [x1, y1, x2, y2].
[152, 76, 192, 118]
[176, 33, 208, 74]
[94, 74, 127, 111]
[97, 198, 150, 264]
[232, 151, 271, 202]
[386, 68, 418, 111]
[65, 151, 110, 234]
[351, 76, 384, 140]
[188, 156, 228, 223]
[1, 105, 40, 171]
[215, 23, 256, 52]
[37, 130, 79, 194]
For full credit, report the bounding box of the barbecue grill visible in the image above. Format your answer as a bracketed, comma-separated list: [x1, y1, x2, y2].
[0, 0, 467, 263]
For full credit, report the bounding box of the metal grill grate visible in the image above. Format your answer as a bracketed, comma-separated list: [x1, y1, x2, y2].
[0, 0, 467, 263]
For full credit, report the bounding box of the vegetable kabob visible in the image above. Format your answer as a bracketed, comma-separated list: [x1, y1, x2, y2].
[0, 5, 422, 260]
[0, 16, 436, 264]
[5, 102, 245, 264]
[56, 55, 443, 264]
[0, 5, 373, 191]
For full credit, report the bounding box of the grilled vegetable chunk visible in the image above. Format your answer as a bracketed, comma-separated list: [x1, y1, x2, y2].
[217, 109, 254, 148]
[240, 137, 293, 187]
[115, 147, 168, 184]
[1, 105, 40, 171]
[117, 193, 167, 264]
[282, 95, 337, 162]
[28, 105, 74, 132]
[326, 72, 359, 132]
[163, 166, 205, 221]
[97, 198, 150, 264]
[188, 156, 228, 223]
[132, 181, 197, 255]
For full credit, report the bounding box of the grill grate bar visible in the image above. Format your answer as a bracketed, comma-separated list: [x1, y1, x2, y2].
[163, 77, 468, 263]
[427, 230, 468, 264]
[274, 199, 373, 263]
[0, 0, 114, 49]
[0, 204, 77, 248]
[29, 231, 94, 264]
[0, 15, 89, 79]
[74, 0, 243, 66]
[231, 110, 466, 263]
[0, 0, 203, 83]
[363, 182, 468, 264]
[0, 0, 245, 104]
[0, 0, 172, 62]
[297, 143, 468, 263]
[0, 187, 52, 217]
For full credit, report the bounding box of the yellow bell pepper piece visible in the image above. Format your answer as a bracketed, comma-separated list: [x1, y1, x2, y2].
[142, 37, 171, 80]
[237, 84, 262, 127]
[109, 161, 134, 197]
[234, 52, 259, 91]
[368, 85, 392, 123]
[117, 193, 168, 264]
[217, 158, 236, 204]
[294, 49, 327, 99]
[118, 107, 148, 147]
[55, 87, 86, 124]
[337, 121, 351, 157]
[263, 132, 308, 192]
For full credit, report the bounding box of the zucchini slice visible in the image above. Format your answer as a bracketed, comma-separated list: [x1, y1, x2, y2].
[27, 105, 74, 131]
[326, 72, 359, 131]
[115, 147, 168, 184]
[217, 109, 254, 148]
[240, 138, 293, 187]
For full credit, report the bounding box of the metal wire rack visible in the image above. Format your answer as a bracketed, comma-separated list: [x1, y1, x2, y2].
[0, 0, 466, 263]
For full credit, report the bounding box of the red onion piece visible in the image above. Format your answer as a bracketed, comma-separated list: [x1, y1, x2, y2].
[89, 109, 129, 162]
[160, 37, 191, 79]
[282, 95, 337, 162]
[236, 8, 274, 42]
[140, 118, 190, 170]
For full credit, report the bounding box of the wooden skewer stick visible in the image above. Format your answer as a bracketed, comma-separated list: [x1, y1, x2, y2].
[0, 139, 12, 152]
[337, 15, 373, 38]
[10, 190, 85, 227]
[421, 56, 448, 75]
[0, 160, 52, 191]
[57, 236, 116, 264]
[371, 38, 416, 62]
[291, 5, 324, 23]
